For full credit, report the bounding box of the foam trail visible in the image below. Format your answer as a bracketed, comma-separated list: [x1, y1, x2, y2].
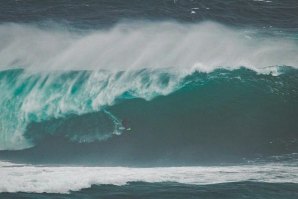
[0, 21, 298, 72]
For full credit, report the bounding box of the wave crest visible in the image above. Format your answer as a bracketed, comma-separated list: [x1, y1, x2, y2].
[0, 69, 182, 149]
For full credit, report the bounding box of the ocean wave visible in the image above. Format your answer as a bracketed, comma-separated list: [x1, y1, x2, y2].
[0, 68, 183, 149]
[1, 21, 298, 150]
[0, 68, 297, 154]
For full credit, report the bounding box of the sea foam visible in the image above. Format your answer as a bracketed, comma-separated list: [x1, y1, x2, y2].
[0, 161, 297, 193]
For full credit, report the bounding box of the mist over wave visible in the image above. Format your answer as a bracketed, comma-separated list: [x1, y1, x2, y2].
[1, 21, 298, 72]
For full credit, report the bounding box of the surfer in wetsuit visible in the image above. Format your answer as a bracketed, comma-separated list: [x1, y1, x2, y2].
[121, 119, 131, 131]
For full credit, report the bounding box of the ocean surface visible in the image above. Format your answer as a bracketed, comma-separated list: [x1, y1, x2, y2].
[0, 0, 298, 198]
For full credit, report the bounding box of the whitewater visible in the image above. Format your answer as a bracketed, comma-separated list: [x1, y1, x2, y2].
[1, 159, 298, 193]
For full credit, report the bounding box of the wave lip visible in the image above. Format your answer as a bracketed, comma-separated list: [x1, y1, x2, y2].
[0, 69, 182, 150]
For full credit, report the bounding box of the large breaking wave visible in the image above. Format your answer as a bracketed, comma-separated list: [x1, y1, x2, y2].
[0, 68, 182, 149]
[0, 21, 298, 152]
[1, 67, 298, 155]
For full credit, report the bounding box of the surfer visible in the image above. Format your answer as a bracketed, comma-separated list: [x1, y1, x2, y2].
[121, 119, 131, 131]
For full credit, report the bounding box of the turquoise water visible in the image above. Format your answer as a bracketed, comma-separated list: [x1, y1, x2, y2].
[0, 67, 297, 165]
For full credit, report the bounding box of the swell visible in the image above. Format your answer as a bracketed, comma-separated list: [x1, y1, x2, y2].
[0, 68, 297, 164]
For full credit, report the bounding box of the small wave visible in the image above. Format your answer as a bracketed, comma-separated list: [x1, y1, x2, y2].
[0, 160, 297, 193]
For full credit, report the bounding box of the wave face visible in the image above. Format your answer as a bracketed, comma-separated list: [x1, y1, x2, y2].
[0, 67, 298, 164]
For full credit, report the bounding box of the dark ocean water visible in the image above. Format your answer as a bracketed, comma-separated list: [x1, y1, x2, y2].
[1, 0, 298, 30]
[2, 182, 298, 199]
[0, 0, 298, 198]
